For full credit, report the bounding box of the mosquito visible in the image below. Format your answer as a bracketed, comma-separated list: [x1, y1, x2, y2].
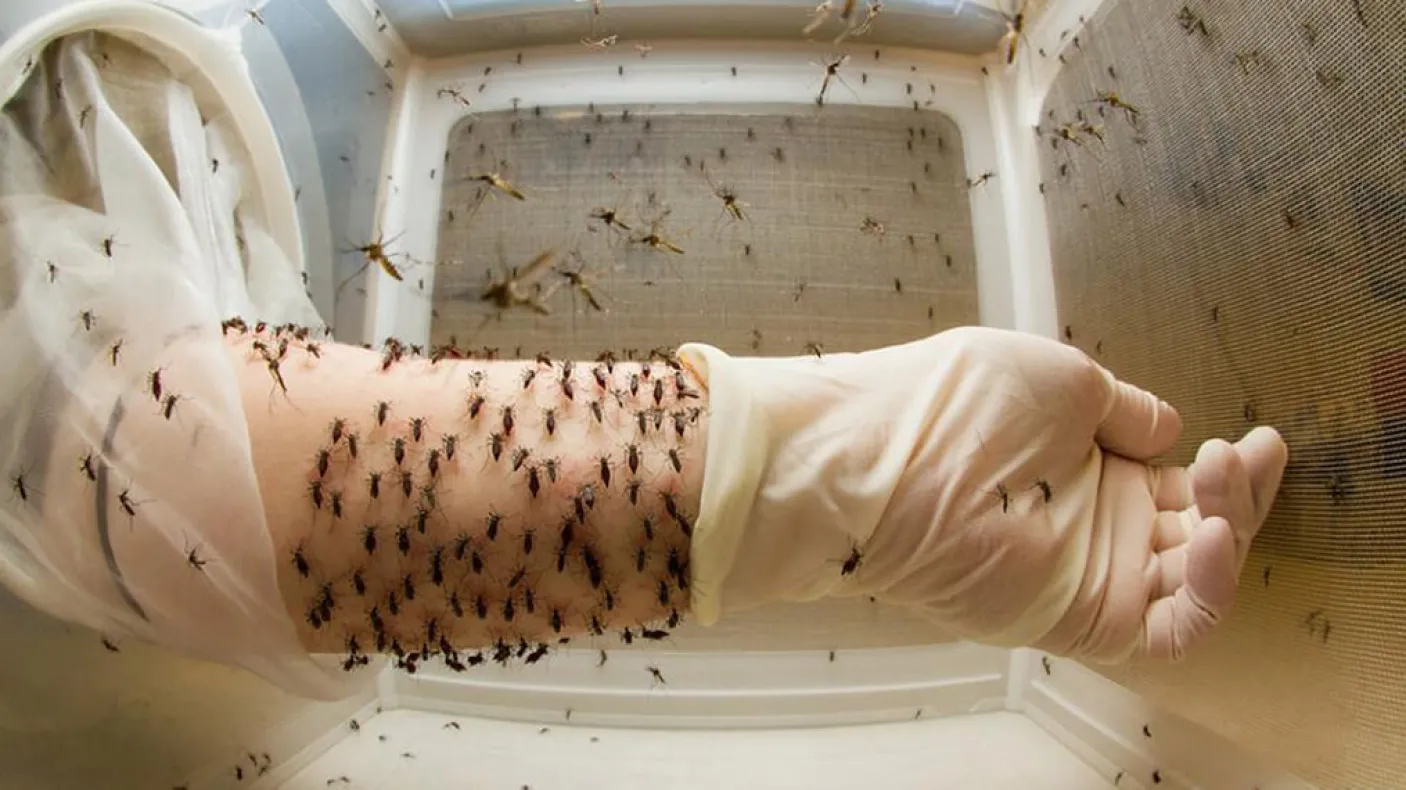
[554, 253, 612, 312]
[436, 85, 473, 109]
[632, 212, 686, 254]
[840, 544, 863, 575]
[966, 171, 996, 189]
[701, 165, 748, 222]
[589, 206, 632, 233]
[1176, 5, 1209, 37]
[480, 249, 560, 316]
[1090, 90, 1140, 124]
[337, 231, 406, 309]
[998, 0, 1031, 67]
[582, 34, 618, 50]
[803, 0, 835, 35]
[1053, 124, 1085, 147]
[815, 54, 858, 106]
[646, 665, 667, 687]
[1076, 121, 1106, 143]
[471, 171, 526, 201]
[835, 0, 883, 43]
[184, 538, 211, 572]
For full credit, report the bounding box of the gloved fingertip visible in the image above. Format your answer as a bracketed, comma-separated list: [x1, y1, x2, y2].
[1096, 375, 1183, 460]
[1184, 516, 1238, 615]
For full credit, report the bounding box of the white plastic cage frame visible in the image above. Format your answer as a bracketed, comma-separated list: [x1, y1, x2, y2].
[0, 1, 1323, 788]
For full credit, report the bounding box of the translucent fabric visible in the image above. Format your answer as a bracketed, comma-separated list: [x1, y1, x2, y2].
[0, 31, 370, 699]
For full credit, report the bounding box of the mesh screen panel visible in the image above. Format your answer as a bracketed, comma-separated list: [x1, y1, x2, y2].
[1038, 0, 1405, 786]
[430, 103, 979, 648]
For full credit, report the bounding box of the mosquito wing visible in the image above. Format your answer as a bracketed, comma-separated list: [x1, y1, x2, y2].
[516, 250, 557, 287]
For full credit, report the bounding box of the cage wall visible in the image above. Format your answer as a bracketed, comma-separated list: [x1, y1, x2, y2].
[238, 0, 397, 332]
[1027, 0, 1406, 787]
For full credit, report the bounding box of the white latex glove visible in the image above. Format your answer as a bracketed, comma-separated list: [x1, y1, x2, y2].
[679, 327, 1288, 662]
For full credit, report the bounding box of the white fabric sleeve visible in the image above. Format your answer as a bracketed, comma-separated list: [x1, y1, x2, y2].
[0, 32, 371, 699]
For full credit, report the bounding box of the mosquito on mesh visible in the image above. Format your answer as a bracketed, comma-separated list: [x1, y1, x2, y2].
[632, 211, 686, 255]
[701, 164, 748, 223]
[554, 251, 616, 312]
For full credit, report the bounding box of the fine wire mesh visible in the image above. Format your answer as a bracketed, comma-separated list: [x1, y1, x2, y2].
[1037, 0, 1405, 786]
[431, 103, 979, 648]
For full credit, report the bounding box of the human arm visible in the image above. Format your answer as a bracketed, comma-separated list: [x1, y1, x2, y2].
[223, 329, 707, 668]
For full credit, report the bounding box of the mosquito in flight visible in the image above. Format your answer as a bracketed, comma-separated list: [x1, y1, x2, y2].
[835, 0, 883, 43]
[480, 249, 560, 317]
[998, 1, 1032, 68]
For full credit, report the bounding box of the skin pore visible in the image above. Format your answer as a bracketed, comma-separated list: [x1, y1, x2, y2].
[224, 327, 708, 671]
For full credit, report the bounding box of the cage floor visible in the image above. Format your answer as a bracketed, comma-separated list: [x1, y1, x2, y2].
[277, 709, 1112, 790]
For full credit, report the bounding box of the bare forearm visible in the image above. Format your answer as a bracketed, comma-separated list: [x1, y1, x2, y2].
[224, 328, 707, 670]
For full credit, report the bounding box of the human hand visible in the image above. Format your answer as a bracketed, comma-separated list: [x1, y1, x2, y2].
[682, 327, 1287, 662]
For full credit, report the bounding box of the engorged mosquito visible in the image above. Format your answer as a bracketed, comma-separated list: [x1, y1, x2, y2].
[840, 544, 863, 575]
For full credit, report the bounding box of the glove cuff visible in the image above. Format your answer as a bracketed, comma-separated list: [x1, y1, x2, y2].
[676, 343, 771, 625]
[677, 342, 917, 624]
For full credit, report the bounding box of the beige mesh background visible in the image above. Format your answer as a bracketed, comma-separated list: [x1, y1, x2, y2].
[1037, 0, 1405, 787]
[431, 103, 978, 649]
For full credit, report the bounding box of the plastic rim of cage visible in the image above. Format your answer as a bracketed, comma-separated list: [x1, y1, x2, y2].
[0, 0, 305, 283]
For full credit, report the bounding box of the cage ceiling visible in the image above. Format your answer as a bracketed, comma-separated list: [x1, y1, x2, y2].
[377, 0, 1014, 57]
